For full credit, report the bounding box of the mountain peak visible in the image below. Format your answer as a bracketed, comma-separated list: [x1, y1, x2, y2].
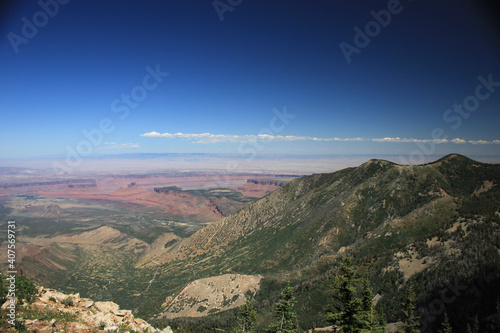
[436, 153, 472, 163]
[429, 153, 481, 169]
[364, 158, 396, 166]
[358, 158, 397, 173]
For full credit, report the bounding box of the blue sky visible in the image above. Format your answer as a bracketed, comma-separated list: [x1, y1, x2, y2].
[1, 0, 500, 160]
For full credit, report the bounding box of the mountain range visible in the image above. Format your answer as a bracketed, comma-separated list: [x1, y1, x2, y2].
[3, 154, 500, 332]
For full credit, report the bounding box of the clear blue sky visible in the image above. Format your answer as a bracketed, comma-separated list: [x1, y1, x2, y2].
[1, 0, 499, 159]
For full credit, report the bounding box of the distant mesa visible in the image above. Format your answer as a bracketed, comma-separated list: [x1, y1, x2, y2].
[246, 179, 286, 187]
[0, 179, 95, 189]
[237, 178, 289, 197]
[154, 186, 183, 194]
[67, 182, 97, 189]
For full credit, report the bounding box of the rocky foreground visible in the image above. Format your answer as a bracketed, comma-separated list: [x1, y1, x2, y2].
[2, 286, 173, 332]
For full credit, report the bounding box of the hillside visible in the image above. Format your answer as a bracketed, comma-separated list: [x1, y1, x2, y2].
[150, 155, 460, 275]
[140, 154, 500, 331]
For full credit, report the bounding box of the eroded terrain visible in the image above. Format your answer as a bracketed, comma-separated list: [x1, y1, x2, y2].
[0, 168, 294, 314]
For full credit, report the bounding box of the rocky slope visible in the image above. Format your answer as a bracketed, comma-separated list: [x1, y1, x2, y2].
[161, 274, 262, 319]
[2, 286, 173, 332]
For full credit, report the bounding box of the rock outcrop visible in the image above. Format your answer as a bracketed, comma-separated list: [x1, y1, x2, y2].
[161, 274, 262, 319]
[8, 286, 173, 332]
[44, 204, 62, 217]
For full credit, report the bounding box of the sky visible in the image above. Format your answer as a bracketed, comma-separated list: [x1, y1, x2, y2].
[1, 0, 500, 162]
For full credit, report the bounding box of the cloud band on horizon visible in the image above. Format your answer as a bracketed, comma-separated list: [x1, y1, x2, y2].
[140, 131, 500, 145]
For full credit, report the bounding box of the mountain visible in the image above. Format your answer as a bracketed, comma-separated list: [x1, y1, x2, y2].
[141, 154, 500, 332]
[151, 154, 476, 272]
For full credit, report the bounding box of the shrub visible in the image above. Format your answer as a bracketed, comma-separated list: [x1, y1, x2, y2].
[61, 297, 74, 306]
[15, 274, 38, 303]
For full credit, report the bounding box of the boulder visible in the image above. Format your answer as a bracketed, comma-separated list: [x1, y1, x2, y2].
[81, 300, 94, 308]
[113, 309, 132, 317]
[94, 301, 120, 313]
[40, 289, 67, 302]
[91, 311, 116, 327]
[385, 322, 404, 333]
[134, 318, 148, 325]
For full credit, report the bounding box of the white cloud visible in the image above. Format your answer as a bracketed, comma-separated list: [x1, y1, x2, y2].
[140, 132, 499, 145]
[451, 138, 466, 144]
[469, 139, 500, 145]
[140, 131, 338, 143]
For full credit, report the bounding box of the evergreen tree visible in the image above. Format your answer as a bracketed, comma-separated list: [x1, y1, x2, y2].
[361, 278, 372, 314]
[360, 279, 384, 333]
[269, 284, 299, 333]
[401, 283, 420, 333]
[438, 311, 452, 333]
[361, 302, 385, 333]
[466, 315, 479, 333]
[234, 295, 257, 333]
[325, 257, 365, 333]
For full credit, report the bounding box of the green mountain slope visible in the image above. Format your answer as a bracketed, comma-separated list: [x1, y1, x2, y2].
[141, 154, 500, 332]
[151, 155, 488, 273]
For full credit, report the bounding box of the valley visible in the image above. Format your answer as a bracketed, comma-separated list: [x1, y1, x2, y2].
[0, 169, 295, 322]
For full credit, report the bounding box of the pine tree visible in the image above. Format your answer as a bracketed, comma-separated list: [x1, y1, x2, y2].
[325, 257, 364, 333]
[438, 311, 452, 333]
[361, 278, 372, 314]
[466, 315, 479, 333]
[401, 283, 420, 333]
[269, 284, 299, 333]
[234, 295, 257, 333]
[360, 279, 384, 333]
[361, 302, 385, 333]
